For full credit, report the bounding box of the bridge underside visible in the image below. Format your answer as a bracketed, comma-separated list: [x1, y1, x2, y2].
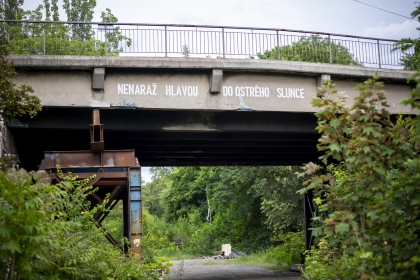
[9, 108, 321, 170]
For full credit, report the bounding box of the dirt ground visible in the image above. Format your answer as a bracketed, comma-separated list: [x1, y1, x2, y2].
[168, 259, 301, 280]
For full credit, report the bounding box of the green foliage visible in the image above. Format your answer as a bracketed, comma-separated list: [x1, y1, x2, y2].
[143, 167, 173, 217]
[1, 2, 130, 56]
[0, 35, 42, 123]
[259, 166, 305, 234]
[0, 154, 19, 170]
[257, 35, 361, 66]
[0, 167, 167, 279]
[142, 166, 303, 258]
[0, 169, 68, 279]
[0, 0, 24, 21]
[63, 0, 96, 41]
[299, 75, 420, 279]
[266, 231, 304, 268]
[142, 209, 180, 262]
[164, 166, 273, 252]
[100, 8, 132, 55]
[394, 3, 420, 70]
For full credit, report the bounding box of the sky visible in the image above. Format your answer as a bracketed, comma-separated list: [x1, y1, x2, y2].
[21, 0, 419, 182]
[23, 0, 419, 40]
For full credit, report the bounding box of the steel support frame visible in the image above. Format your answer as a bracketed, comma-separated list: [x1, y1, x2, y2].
[40, 150, 142, 258]
[128, 168, 142, 256]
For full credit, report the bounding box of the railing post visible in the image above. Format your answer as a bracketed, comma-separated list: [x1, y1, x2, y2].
[105, 24, 107, 56]
[222, 27, 225, 59]
[165, 25, 168, 57]
[377, 39, 381, 68]
[276, 30, 280, 60]
[328, 34, 332, 63]
[43, 26, 46, 55]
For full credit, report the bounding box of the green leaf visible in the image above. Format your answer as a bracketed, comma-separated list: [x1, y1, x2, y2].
[335, 223, 350, 234]
[330, 119, 340, 128]
[4, 240, 22, 253]
[328, 143, 341, 152]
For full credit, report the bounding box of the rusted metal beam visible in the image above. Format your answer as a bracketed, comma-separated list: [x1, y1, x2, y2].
[90, 109, 104, 151]
[94, 185, 123, 220]
[99, 199, 120, 223]
[91, 193, 103, 203]
[40, 150, 138, 169]
[66, 187, 123, 252]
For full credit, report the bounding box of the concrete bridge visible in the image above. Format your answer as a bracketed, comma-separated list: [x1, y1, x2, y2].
[0, 53, 414, 254]
[4, 55, 413, 170]
[0, 20, 416, 255]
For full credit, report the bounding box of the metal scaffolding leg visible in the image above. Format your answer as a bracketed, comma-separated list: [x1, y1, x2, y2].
[128, 168, 142, 258]
[304, 190, 315, 251]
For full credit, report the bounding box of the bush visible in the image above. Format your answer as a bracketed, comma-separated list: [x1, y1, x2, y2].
[265, 231, 304, 267]
[0, 168, 166, 279]
[299, 75, 420, 279]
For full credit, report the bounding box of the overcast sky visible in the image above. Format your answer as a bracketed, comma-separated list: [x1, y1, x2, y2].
[21, 0, 418, 182]
[23, 0, 418, 40]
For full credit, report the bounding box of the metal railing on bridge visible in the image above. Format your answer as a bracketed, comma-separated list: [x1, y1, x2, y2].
[0, 20, 413, 69]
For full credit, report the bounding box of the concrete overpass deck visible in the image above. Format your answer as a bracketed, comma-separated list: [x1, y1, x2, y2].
[5, 56, 414, 169]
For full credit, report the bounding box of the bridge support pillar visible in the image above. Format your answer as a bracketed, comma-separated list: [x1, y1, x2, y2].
[0, 122, 18, 157]
[39, 150, 141, 257]
[128, 167, 142, 259]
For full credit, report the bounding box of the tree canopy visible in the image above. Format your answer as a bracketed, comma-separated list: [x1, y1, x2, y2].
[257, 35, 361, 66]
[394, 3, 420, 70]
[0, 35, 41, 123]
[1, 0, 130, 56]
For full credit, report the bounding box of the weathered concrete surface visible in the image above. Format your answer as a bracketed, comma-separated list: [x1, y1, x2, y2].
[0, 123, 18, 156]
[10, 55, 414, 114]
[7, 55, 414, 81]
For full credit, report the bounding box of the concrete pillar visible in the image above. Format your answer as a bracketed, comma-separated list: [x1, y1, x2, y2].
[0, 122, 18, 157]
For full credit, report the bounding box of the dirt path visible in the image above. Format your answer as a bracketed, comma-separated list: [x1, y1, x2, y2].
[168, 259, 301, 280]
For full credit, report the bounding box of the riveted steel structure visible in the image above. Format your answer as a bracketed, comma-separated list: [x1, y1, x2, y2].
[38, 109, 142, 256]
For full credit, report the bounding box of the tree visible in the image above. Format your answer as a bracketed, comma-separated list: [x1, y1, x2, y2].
[299, 75, 420, 279]
[394, 3, 420, 70]
[43, 0, 59, 21]
[100, 8, 132, 55]
[3, 4, 130, 56]
[0, 35, 41, 124]
[162, 166, 305, 252]
[257, 35, 361, 66]
[0, 0, 24, 21]
[143, 167, 173, 217]
[63, 0, 96, 41]
[259, 166, 304, 234]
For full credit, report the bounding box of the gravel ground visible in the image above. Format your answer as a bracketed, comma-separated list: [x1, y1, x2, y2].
[168, 259, 301, 280]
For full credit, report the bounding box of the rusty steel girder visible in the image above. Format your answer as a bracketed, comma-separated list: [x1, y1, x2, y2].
[40, 149, 142, 258]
